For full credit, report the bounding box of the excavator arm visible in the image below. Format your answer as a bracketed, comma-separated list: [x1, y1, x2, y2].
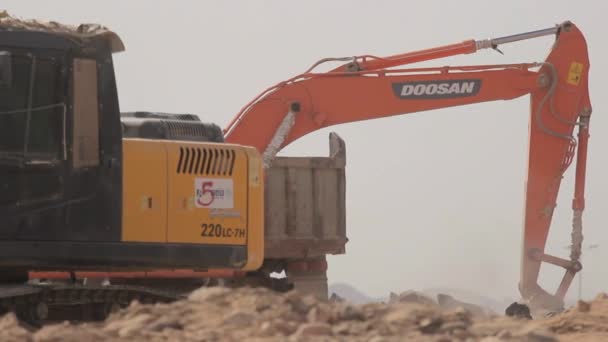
[224, 21, 591, 311]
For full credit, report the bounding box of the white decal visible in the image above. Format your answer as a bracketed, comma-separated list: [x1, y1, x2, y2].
[195, 178, 234, 209]
[394, 79, 481, 99]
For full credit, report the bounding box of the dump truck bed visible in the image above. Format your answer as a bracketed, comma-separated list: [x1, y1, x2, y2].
[264, 132, 347, 260]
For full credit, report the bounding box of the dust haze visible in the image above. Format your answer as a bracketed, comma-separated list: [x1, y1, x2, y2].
[3, 1, 605, 303]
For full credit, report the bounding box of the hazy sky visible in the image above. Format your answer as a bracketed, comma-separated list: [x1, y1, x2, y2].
[3, 1, 605, 303]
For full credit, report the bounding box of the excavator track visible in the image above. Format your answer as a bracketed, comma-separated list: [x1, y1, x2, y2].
[0, 283, 184, 325]
[0, 271, 294, 326]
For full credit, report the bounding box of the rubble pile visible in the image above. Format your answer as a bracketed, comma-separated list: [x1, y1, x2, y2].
[0, 10, 124, 52]
[0, 287, 607, 341]
[0, 10, 111, 37]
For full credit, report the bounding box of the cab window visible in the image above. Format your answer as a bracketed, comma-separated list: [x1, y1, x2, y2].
[0, 51, 65, 160]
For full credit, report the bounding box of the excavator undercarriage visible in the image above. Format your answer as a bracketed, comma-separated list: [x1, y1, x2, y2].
[0, 271, 295, 325]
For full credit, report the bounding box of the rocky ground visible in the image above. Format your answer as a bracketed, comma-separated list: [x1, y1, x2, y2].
[0, 287, 607, 341]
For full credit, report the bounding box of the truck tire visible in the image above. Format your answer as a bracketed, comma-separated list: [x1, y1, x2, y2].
[286, 257, 328, 300]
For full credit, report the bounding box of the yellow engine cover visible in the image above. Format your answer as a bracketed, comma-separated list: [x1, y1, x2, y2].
[121, 138, 264, 271]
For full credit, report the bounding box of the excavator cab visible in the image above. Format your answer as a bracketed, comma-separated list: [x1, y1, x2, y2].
[0, 23, 125, 280]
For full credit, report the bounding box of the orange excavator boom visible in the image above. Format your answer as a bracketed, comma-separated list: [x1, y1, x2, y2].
[224, 21, 592, 310]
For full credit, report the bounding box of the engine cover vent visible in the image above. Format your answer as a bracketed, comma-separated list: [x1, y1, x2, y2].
[177, 147, 236, 176]
[121, 112, 224, 143]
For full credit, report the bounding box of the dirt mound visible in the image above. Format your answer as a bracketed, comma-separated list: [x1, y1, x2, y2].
[0, 287, 607, 341]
